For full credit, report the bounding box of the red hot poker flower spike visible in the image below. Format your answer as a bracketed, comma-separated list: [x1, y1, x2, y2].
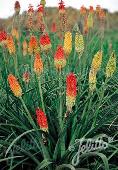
[40, 33, 51, 51]
[66, 73, 77, 112]
[36, 108, 48, 132]
[59, 0, 65, 14]
[37, 4, 44, 16]
[0, 31, 7, 44]
[54, 45, 66, 71]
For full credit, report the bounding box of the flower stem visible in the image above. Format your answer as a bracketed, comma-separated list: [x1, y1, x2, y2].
[20, 97, 36, 128]
[59, 70, 63, 130]
[37, 75, 45, 113]
[14, 54, 19, 77]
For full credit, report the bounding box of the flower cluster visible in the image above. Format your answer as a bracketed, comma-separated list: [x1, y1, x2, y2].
[66, 73, 77, 112]
[8, 74, 22, 97]
[54, 45, 66, 71]
[40, 33, 52, 52]
[75, 32, 84, 56]
[34, 53, 43, 75]
[89, 51, 103, 92]
[0, 31, 7, 45]
[64, 31, 72, 56]
[106, 52, 116, 78]
[6, 35, 16, 55]
[36, 108, 48, 132]
[28, 36, 39, 55]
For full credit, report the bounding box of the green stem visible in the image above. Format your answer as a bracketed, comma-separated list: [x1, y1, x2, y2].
[20, 97, 36, 128]
[92, 79, 108, 128]
[59, 70, 63, 130]
[37, 75, 45, 113]
[20, 97, 51, 163]
[14, 54, 19, 77]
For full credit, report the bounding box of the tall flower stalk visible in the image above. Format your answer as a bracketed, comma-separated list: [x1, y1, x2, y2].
[34, 53, 45, 113]
[66, 73, 77, 116]
[54, 45, 66, 129]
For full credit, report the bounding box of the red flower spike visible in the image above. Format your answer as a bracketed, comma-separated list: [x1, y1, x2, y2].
[37, 4, 44, 14]
[28, 35, 38, 54]
[40, 33, 51, 51]
[36, 108, 48, 132]
[66, 73, 77, 111]
[0, 31, 7, 44]
[54, 45, 66, 71]
[66, 73, 77, 97]
[59, 0, 65, 13]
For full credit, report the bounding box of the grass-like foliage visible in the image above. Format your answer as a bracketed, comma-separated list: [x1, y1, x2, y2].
[0, 1, 118, 170]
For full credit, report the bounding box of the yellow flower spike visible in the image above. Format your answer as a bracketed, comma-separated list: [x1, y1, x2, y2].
[63, 31, 72, 57]
[91, 50, 103, 72]
[89, 69, 97, 92]
[106, 51, 116, 78]
[8, 74, 22, 97]
[87, 13, 93, 28]
[75, 32, 84, 56]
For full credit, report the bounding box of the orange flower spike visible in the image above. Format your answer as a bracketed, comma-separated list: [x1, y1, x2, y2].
[54, 45, 66, 71]
[28, 36, 38, 55]
[14, 1, 20, 14]
[66, 73, 77, 112]
[6, 35, 16, 55]
[36, 108, 48, 132]
[40, 33, 52, 52]
[8, 74, 22, 97]
[34, 53, 43, 75]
